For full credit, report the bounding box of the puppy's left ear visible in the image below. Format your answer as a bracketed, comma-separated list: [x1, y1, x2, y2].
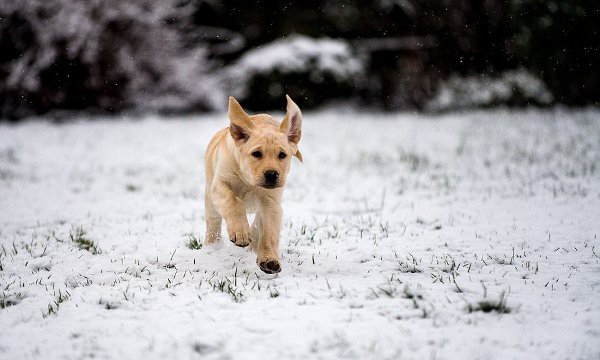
[280, 95, 303, 160]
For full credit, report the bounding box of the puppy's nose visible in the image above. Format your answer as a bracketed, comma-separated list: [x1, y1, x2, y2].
[263, 170, 279, 185]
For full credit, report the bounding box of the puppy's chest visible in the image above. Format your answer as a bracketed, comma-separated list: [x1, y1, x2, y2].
[228, 183, 262, 213]
[241, 191, 261, 214]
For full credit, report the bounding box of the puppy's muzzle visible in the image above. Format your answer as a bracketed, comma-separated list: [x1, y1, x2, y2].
[261, 170, 280, 189]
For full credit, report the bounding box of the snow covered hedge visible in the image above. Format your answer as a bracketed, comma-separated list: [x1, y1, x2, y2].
[0, 0, 222, 119]
[426, 69, 553, 112]
[227, 35, 364, 110]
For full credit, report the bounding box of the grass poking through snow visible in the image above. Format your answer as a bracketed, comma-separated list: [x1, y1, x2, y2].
[467, 291, 511, 314]
[185, 234, 203, 250]
[43, 290, 70, 318]
[69, 226, 101, 255]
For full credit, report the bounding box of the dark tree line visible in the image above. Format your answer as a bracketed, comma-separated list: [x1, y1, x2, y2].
[0, 0, 598, 120]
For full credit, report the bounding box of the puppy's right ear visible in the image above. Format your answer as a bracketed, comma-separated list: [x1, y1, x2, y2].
[228, 97, 252, 142]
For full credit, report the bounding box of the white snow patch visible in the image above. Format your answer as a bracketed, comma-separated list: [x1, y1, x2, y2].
[0, 108, 599, 359]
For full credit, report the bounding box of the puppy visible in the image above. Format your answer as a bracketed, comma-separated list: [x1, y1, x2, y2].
[203, 95, 303, 274]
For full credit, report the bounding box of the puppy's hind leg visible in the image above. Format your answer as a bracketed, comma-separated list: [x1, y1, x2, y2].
[204, 193, 222, 245]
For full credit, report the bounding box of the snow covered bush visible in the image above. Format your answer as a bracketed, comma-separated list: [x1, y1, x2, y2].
[0, 0, 221, 119]
[426, 69, 553, 111]
[227, 35, 364, 110]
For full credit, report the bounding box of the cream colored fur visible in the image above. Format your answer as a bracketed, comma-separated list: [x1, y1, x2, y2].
[203, 95, 303, 274]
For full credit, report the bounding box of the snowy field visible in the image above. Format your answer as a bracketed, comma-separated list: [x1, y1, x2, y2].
[1, 108, 599, 360]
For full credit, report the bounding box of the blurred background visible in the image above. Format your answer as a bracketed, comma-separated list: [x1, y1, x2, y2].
[1, 0, 598, 120]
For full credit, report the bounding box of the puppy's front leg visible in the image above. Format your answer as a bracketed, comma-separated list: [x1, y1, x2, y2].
[212, 181, 251, 247]
[256, 199, 282, 274]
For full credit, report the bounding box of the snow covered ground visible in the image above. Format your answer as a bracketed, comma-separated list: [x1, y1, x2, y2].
[1, 108, 599, 359]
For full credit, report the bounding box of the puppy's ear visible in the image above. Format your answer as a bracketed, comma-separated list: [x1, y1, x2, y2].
[295, 149, 303, 163]
[228, 96, 252, 142]
[280, 94, 302, 144]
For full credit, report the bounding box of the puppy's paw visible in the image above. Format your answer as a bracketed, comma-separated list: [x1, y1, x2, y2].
[258, 256, 281, 274]
[227, 221, 252, 247]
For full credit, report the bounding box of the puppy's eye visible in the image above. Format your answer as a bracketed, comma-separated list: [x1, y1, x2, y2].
[278, 152, 287, 159]
[251, 151, 262, 158]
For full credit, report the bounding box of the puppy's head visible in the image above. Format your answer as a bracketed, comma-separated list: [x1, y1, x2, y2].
[228, 95, 303, 189]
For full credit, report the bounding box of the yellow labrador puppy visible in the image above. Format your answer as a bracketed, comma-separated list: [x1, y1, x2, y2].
[204, 95, 302, 274]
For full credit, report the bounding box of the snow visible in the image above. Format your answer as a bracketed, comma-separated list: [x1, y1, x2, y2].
[228, 35, 363, 98]
[233, 35, 363, 78]
[427, 69, 554, 111]
[1, 108, 600, 359]
[1, 0, 220, 114]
